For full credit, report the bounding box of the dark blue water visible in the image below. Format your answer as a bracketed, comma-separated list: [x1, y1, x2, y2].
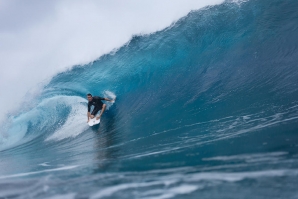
[1, 0, 298, 198]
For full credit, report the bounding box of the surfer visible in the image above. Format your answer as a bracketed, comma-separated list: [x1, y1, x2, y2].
[87, 93, 113, 123]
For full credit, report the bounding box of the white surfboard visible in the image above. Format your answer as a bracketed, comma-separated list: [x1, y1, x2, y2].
[88, 118, 100, 126]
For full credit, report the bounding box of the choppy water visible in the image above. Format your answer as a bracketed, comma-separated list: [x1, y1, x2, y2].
[1, 0, 298, 198]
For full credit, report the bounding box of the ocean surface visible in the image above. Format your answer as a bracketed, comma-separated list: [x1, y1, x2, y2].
[1, 0, 298, 198]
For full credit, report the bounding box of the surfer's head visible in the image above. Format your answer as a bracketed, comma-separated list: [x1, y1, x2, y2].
[87, 93, 93, 101]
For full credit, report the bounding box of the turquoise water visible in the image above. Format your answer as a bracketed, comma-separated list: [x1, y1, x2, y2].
[1, 0, 298, 198]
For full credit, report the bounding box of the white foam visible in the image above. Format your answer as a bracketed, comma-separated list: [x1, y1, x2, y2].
[0, 165, 78, 180]
[45, 103, 88, 141]
[89, 168, 298, 199]
[0, 0, 225, 124]
[203, 152, 288, 162]
[103, 90, 117, 110]
[90, 181, 198, 199]
[90, 181, 161, 199]
[141, 185, 198, 199]
[39, 162, 51, 167]
[44, 193, 76, 199]
[185, 169, 298, 182]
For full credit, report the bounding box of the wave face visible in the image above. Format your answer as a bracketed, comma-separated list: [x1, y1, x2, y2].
[1, 0, 298, 198]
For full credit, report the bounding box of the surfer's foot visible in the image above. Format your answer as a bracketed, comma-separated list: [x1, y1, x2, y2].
[96, 116, 100, 120]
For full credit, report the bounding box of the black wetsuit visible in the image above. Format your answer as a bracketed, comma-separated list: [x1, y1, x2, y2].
[88, 96, 105, 115]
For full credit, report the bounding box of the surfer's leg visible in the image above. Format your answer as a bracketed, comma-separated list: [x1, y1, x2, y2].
[96, 104, 106, 120]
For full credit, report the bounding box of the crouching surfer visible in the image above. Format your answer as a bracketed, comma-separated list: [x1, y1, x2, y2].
[86, 93, 113, 123]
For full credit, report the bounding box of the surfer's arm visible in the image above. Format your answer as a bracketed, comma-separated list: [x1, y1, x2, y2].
[87, 112, 91, 122]
[104, 98, 113, 102]
[87, 103, 91, 122]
